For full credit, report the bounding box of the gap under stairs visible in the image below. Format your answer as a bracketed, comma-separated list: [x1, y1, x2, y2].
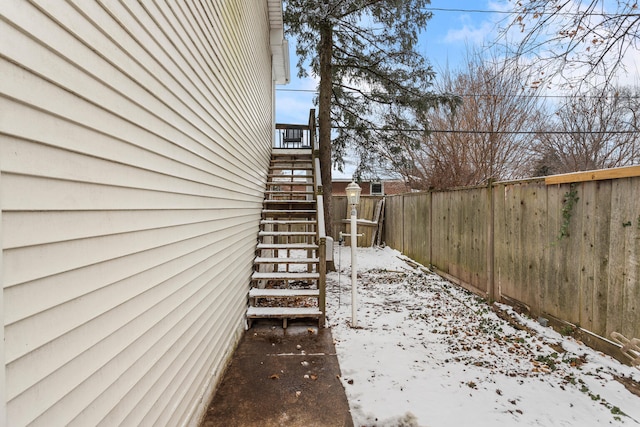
[247, 149, 323, 328]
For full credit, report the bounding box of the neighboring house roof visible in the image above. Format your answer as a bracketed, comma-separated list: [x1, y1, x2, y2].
[268, 0, 290, 84]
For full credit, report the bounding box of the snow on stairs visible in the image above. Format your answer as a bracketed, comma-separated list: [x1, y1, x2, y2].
[247, 150, 323, 328]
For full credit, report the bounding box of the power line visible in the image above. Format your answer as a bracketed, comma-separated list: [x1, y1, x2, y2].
[425, 7, 508, 14]
[332, 125, 640, 135]
[276, 87, 640, 100]
[422, 6, 640, 17]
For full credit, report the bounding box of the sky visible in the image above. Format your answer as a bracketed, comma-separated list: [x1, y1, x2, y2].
[276, 1, 515, 179]
[275, 1, 512, 125]
[275, 1, 640, 179]
[324, 245, 640, 426]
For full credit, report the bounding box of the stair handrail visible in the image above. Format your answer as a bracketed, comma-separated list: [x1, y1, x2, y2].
[308, 108, 326, 325]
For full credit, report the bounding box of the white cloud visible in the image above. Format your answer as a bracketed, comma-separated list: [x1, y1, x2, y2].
[444, 19, 495, 45]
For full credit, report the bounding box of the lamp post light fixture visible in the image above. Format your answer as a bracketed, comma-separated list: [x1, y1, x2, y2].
[345, 181, 361, 328]
[345, 181, 361, 206]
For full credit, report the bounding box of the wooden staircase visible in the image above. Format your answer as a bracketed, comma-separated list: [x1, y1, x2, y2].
[247, 149, 325, 328]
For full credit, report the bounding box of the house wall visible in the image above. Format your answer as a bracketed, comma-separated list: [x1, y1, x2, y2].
[0, 1, 276, 425]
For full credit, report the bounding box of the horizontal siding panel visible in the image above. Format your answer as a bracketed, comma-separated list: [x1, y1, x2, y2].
[9, 241, 255, 426]
[2, 1, 269, 175]
[1, 174, 262, 212]
[5, 219, 256, 339]
[139, 0, 269, 139]
[108, 0, 259, 153]
[2, 208, 252, 249]
[0, 104, 266, 196]
[0, 58, 266, 187]
[91, 269, 249, 426]
[3, 215, 255, 329]
[1, 139, 263, 202]
[146, 306, 244, 427]
[2, 0, 275, 425]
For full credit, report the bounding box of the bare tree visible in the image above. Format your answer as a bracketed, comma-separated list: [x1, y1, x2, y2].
[531, 86, 640, 175]
[379, 49, 546, 190]
[501, 0, 640, 88]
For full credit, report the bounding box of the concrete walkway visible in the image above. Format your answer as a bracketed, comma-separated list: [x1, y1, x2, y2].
[201, 320, 353, 427]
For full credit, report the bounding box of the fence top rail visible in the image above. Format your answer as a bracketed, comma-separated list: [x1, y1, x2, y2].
[381, 165, 640, 195]
[544, 165, 640, 185]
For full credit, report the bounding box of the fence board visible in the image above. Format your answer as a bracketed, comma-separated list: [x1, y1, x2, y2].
[614, 179, 640, 339]
[515, 183, 547, 314]
[403, 193, 430, 266]
[607, 180, 628, 338]
[494, 183, 520, 304]
[384, 196, 403, 251]
[331, 196, 348, 242]
[544, 184, 563, 319]
[564, 182, 585, 326]
[577, 182, 597, 332]
[591, 181, 613, 339]
[333, 196, 382, 247]
[383, 174, 640, 355]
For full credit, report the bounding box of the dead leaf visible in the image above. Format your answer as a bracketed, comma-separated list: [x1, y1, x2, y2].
[269, 374, 280, 380]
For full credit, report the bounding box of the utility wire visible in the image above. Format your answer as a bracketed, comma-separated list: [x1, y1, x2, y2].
[422, 6, 640, 17]
[332, 126, 640, 135]
[276, 87, 640, 100]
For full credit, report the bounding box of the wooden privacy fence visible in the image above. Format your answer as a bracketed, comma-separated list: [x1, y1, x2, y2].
[331, 196, 384, 247]
[384, 166, 640, 355]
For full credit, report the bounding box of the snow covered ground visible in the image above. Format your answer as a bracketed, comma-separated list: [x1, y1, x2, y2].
[326, 246, 640, 427]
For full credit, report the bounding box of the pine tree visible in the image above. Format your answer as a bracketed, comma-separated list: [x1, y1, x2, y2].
[283, 0, 455, 234]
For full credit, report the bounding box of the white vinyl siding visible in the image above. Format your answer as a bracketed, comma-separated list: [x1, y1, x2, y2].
[0, 1, 275, 425]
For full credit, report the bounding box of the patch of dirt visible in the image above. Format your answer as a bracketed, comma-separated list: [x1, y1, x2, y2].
[615, 375, 640, 398]
[491, 304, 565, 354]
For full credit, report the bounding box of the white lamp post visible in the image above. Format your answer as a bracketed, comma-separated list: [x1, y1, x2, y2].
[345, 181, 362, 328]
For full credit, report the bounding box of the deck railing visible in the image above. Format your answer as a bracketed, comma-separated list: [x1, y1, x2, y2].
[274, 109, 316, 149]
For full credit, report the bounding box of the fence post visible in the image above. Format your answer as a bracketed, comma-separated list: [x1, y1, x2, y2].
[487, 180, 495, 301]
[429, 190, 433, 267]
[402, 194, 406, 254]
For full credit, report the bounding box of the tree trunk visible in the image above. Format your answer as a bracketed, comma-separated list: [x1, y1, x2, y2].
[318, 21, 333, 237]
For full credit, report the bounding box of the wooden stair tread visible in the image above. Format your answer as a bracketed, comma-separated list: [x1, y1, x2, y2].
[260, 219, 316, 224]
[255, 257, 319, 263]
[249, 288, 319, 297]
[270, 160, 313, 163]
[257, 243, 318, 249]
[268, 176, 312, 180]
[267, 179, 313, 183]
[262, 209, 316, 213]
[262, 211, 317, 218]
[252, 271, 320, 280]
[264, 199, 315, 203]
[246, 306, 322, 317]
[258, 231, 316, 236]
[265, 190, 314, 195]
[271, 158, 313, 161]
